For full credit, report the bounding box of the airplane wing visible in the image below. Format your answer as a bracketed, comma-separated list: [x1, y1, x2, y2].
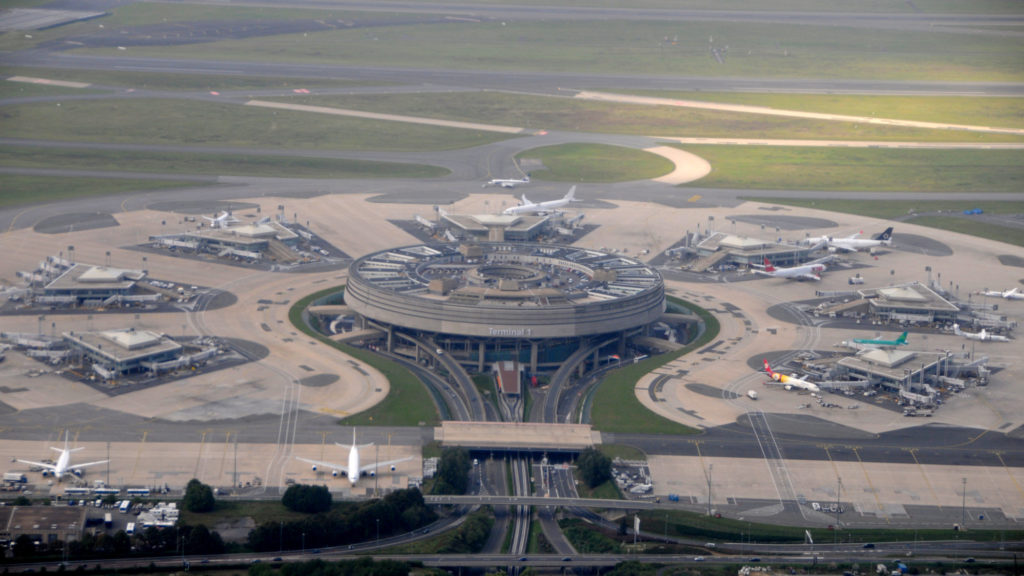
[359, 456, 414, 475]
[16, 459, 57, 471]
[69, 459, 110, 470]
[797, 273, 822, 281]
[295, 456, 347, 471]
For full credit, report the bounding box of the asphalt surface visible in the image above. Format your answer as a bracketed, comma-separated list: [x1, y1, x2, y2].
[2, 0, 1023, 534]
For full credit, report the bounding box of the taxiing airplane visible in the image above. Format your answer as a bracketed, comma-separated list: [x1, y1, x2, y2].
[852, 331, 908, 348]
[753, 256, 830, 281]
[502, 185, 578, 216]
[953, 324, 1012, 342]
[16, 430, 109, 482]
[763, 359, 820, 392]
[296, 429, 413, 486]
[484, 175, 530, 189]
[807, 227, 893, 253]
[203, 211, 238, 228]
[977, 287, 1024, 300]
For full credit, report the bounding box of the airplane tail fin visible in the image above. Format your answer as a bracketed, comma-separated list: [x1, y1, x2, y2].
[952, 323, 962, 335]
[565, 185, 577, 201]
[521, 194, 531, 206]
[762, 257, 775, 272]
[875, 227, 894, 241]
[896, 331, 908, 344]
[762, 359, 775, 375]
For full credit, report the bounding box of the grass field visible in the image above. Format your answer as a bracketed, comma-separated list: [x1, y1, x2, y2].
[2, 99, 516, 152]
[0, 174, 210, 209]
[629, 91, 1024, 130]
[67, 11, 1024, 82]
[517, 144, 675, 182]
[1, 66, 383, 93]
[676, 145, 1024, 193]
[0, 145, 448, 180]
[288, 287, 439, 427]
[267, 92, 1024, 143]
[589, 297, 718, 435]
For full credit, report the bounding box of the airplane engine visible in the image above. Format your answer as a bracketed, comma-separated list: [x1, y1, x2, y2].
[310, 464, 317, 471]
[828, 246, 838, 253]
[73, 469, 83, 477]
[785, 385, 793, 391]
[42, 470, 52, 477]
[331, 470, 339, 477]
[369, 470, 377, 477]
[390, 465, 397, 472]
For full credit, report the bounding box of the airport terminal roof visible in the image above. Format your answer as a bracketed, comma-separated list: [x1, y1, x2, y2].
[45, 264, 144, 292]
[859, 282, 959, 312]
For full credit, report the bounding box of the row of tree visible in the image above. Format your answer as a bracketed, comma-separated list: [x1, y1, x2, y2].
[247, 487, 436, 552]
[6, 523, 225, 561]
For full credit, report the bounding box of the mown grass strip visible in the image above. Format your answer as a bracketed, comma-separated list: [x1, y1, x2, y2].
[0, 145, 448, 179]
[0, 174, 210, 209]
[589, 296, 718, 435]
[288, 286, 439, 427]
[677, 145, 1024, 193]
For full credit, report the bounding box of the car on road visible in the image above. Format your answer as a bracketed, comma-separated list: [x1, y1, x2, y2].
[694, 556, 705, 561]
[862, 543, 875, 549]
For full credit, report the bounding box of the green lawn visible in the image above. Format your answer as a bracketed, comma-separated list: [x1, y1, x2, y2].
[267, 92, 1024, 142]
[1, 99, 517, 152]
[517, 143, 674, 183]
[0, 145, 448, 180]
[628, 91, 1024, 130]
[1, 66, 387, 93]
[677, 145, 1024, 193]
[288, 287, 440, 427]
[589, 297, 717, 435]
[0, 174, 210, 209]
[69, 14, 1024, 82]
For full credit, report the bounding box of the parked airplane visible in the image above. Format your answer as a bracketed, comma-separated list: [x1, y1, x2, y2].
[852, 331, 908, 348]
[202, 211, 238, 228]
[977, 287, 1024, 300]
[16, 430, 109, 482]
[953, 324, 1012, 342]
[295, 429, 414, 486]
[807, 227, 893, 253]
[503, 185, 578, 216]
[753, 256, 830, 281]
[484, 175, 530, 189]
[763, 359, 821, 392]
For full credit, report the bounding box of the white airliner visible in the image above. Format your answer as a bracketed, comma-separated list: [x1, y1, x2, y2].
[16, 431, 109, 482]
[977, 287, 1024, 300]
[763, 359, 821, 392]
[953, 324, 1012, 342]
[806, 227, 893, 253]
[753, 256, 830, 281]
[295, 429, 414, 486]
[502, 186, 578, 216]
[484, 175, 530, 189]
[202, 211, 238, 228]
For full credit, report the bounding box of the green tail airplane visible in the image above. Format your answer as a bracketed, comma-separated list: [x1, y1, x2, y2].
[852, 331, 908, 347]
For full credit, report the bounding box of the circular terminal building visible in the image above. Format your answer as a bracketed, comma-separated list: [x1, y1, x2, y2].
[344, 242, 665, 372]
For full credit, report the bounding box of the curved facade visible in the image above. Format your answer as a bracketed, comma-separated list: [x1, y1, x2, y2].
[346, 243, 665, 340]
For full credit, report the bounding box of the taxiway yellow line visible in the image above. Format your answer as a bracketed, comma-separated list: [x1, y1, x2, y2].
[853, 448, 888, 522]
[907, 449, 942, 511]
[130, 431, 148, 481]
[996, 452, 1024, 504]
[193, 430, 208, 480]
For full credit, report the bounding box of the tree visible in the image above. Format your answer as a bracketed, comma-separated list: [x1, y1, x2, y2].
[577, 448, 612, 488]
[12, 534, 35, 558]
[282, 484, 332, 514]
[433, 447, 472, 494]
[182, 478, 215, 512]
